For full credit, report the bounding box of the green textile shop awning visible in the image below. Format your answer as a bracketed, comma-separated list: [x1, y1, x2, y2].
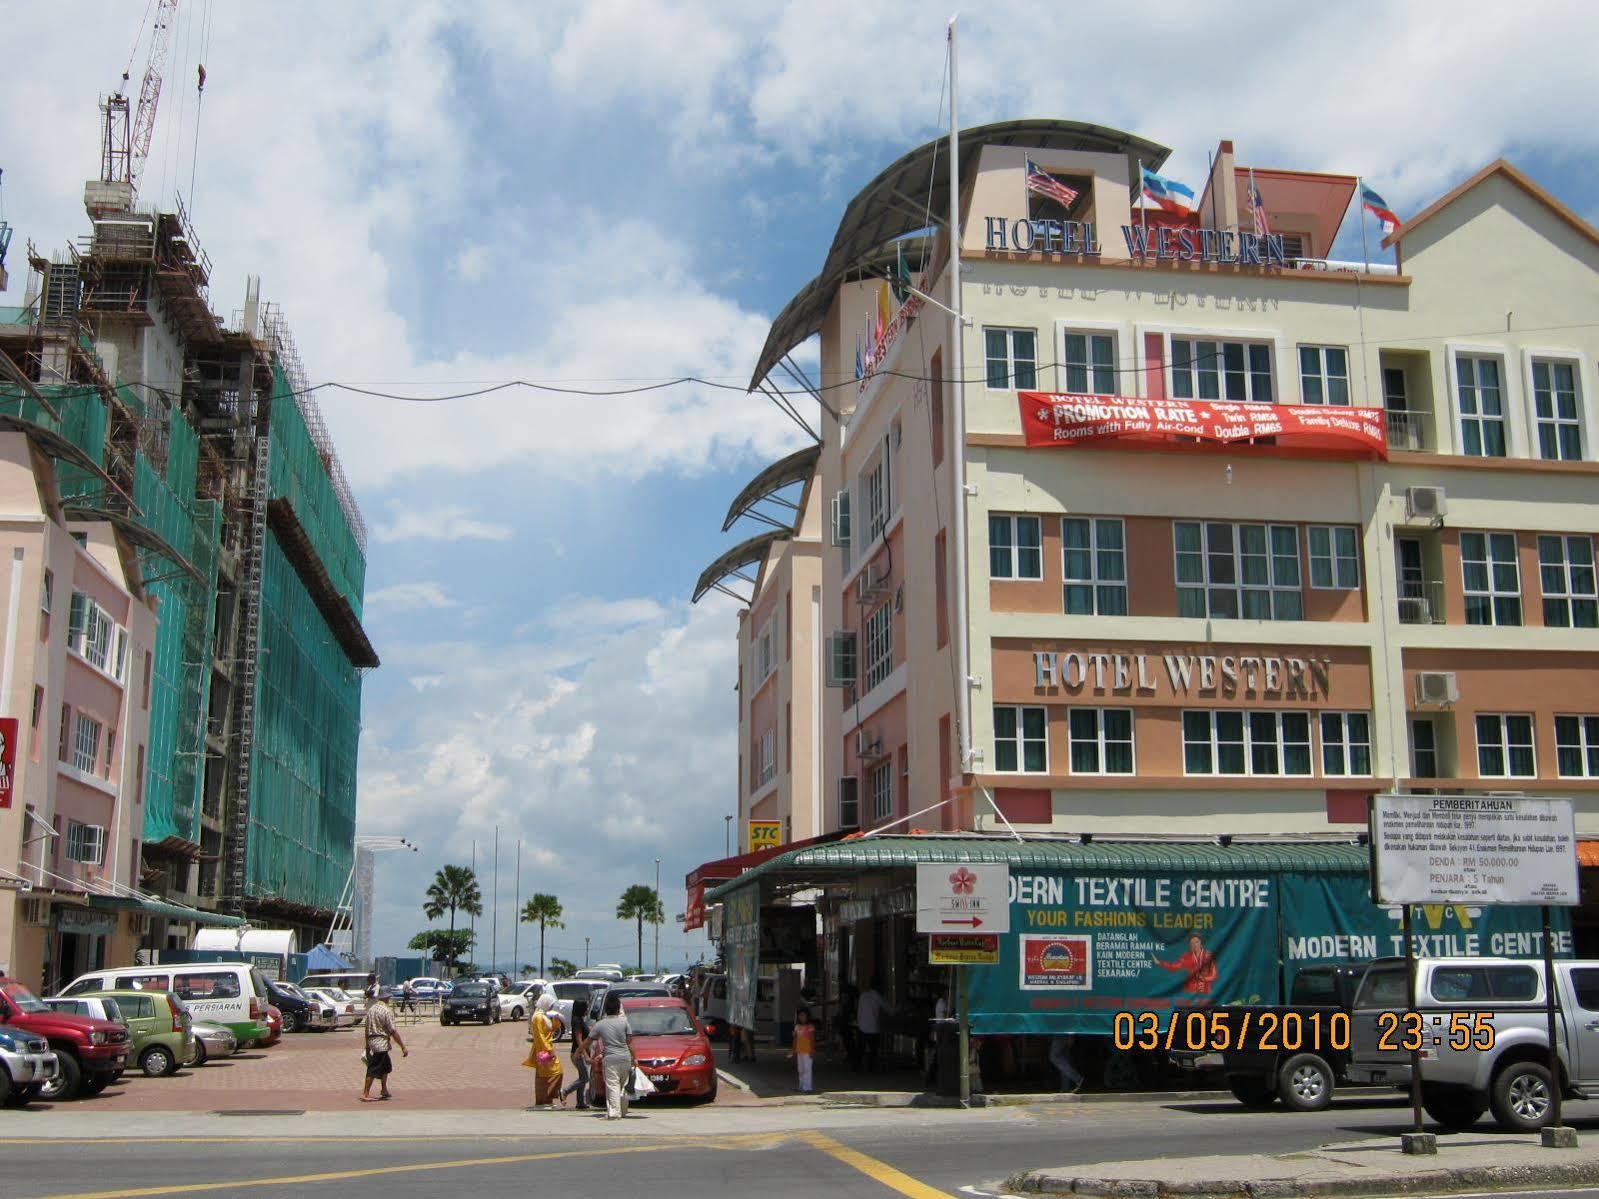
[705, 835, 1369, 902]
[88, 893, 246, 927]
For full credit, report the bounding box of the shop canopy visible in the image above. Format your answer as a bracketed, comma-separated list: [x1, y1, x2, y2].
[304, 944, 353, 972]
[88, 893, 246, 928]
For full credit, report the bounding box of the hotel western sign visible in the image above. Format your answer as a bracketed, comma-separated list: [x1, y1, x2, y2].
[1034, 650, 1334, 702]
[984, 217, 1290, 266]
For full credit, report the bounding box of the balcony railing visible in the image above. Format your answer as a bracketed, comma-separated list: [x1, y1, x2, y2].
[1397, 580, 1446, 624]
[1385, 408, 1427, 452]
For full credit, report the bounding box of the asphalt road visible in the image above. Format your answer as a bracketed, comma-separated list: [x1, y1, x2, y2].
[15, 1092, 1599, 1199]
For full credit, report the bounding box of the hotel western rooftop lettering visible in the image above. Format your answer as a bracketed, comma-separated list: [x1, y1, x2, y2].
[1034, 650, 1334, 701]
[984, 217, 1289, 266]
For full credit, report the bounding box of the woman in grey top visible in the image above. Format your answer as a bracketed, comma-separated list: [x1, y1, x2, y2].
[588, 991, 638, 1120]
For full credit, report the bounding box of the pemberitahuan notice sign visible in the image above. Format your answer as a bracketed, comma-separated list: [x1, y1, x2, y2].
[1371, 794, 1579, 907]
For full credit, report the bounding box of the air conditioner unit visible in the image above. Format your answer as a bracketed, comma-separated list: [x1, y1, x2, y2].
[856, 728, 884, 760]
[1404, 486, 1447, 523]
[856, 561, 890, 603]
[837, 777, 860, 829]
[825, 632, 857, 688]
[1397, 596, 1433, 625]
[1415, 671, 1459, 705]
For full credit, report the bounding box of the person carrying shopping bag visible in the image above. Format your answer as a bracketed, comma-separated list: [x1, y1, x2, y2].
[523, 993, 565, 1108]
[588, 991, 638, 1120]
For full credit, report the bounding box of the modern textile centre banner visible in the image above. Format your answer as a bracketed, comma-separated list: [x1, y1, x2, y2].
[1017, 392, 1388, 457]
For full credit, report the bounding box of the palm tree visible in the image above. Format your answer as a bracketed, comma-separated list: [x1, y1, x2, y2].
[616, 884, 664, 973]
[423, 865, 483, 971]
[520, 893, 565, 978]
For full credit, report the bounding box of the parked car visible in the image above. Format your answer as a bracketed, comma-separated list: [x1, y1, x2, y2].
[498, 980, 546, 1022]
[0, 977, 128, 1100]
[0, 1026, 58, 1106]
[62, 963, 270, 1049]
[61, 989, 194, 1078]
[303, 988, 360, 1028]
[573, 968, 626, 983]
[261, 1005, 283, 1046]
[586, 982, 672, 1024]
[188, 1021, 238, 1066]
[299, 972, 377, 1005]
[43, 996, 126, 1027]
[265, 980, 336, 1033]
[1350, 955, 1599, 1131]
[404, 977, 453, 999]
[441, 982, 500, 1026]
[591, 997, 715, 1102]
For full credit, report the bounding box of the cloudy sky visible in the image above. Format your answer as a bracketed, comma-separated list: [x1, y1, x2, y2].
[4, 1, 1599, 972]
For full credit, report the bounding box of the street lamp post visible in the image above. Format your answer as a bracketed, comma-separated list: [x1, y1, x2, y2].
[584, 936, 591, 967]
[725, 814, 733, 857]
[654, 857, 661, 975]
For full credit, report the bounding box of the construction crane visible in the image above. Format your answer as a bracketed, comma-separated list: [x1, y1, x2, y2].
[97, 0, 180, 206]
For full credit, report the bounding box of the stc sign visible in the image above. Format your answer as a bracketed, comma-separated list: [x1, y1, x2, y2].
[1033, 649, 1335, 702]
[984, 217, 1292, 267]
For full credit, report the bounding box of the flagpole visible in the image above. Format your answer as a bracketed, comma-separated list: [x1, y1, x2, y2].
[1139, 161, 1148, 258]
[1358, 177, 1371, 274]
[512, 838, 521, 976]
[491, 826, 499, 977]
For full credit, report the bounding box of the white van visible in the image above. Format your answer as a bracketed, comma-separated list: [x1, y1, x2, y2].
[62, 963, 271, 1045]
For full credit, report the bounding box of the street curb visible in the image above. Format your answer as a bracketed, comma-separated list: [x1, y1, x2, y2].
[819, 1088, 1227, 1109]
[1005, 1157, 1599, 1198]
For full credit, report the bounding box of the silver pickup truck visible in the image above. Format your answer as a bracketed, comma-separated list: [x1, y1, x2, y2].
[1348, 956, 1599, 1131]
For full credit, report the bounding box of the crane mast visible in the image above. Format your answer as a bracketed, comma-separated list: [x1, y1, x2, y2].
[97, 0, 179, 207]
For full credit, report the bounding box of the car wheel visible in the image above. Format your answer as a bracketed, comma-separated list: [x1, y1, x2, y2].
[1491, 1061, 1555, 1132]
[1422, 1085, 1487, 1131]
[141, 1046, 176, 1078]
[1227, 1075, 1277, 1109]
[41, 1052, 82, 1101]
[1276, 1054, 1333, 1112]
[192, 1040, 209, 1067]
[0, 1066, 12, 1107]
[14, 1083, 41, 1106]
[287, 1010, 306, 1034]
[81, 1075, 110, 1095]
[701, 1073, 718, 1104]
[511, 1007, 525, 1021]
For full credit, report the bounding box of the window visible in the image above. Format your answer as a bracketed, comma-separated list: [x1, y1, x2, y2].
[1062, 331, 1115, 394]
[114, 628, 129, 680]
[72, 712, 102, 774]
[41, 570, 52, 615]
[1461, 531, 1521, 626]
[1411, 718, 1438, 779]
[1538, 535, 1598, 628]
[64, 820, 105, 865]
[1308, 526, 1360, 589]
[1573, 969, 1599, 1012]
[1299, 345, 1350, 405]
[863, 602, 892, 691]
[1067, 708, 1134, 774]
[1383, 367, 1409, 412]
[934, 532, 948, 649]
[30, 685, 42, 729]
[1175, 521, 1302, 620]
[837, 777, 860, 828]
[984, 327, 1037, 390]
[1182, 710, 1311, 776]
[989, 515, 1042, 580]
[862, 459, 887, 542]
[759, 730, 775, 785]
[1321, 712, 1372, 776]
[870, 761, 893, 823]
[1532, 360, 1582, 461]
[57, 703, 70, 762]
[142, 652, 152, 710]
[1555, 716, 1599, 778]
[930, 349, 945, 467]
[173, 973, 240, 1000]
[826, 632, 857, 688]
[105, 730, 115, 778]
[67, 592, 116, 672]
[1476, 713, 1535, 777]
[1063, 517, 1127, 614]
[994, 705, 1048, 773]
[1455, 353, 1507, 456]
[756, 625, 773, 684]
[1170, 337, 1273, 403]
[68, 591, 88, 643]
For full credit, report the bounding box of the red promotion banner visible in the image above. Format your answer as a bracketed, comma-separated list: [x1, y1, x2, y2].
[1018, 392, 1388, 458]
[683, 882, 706, 932]
[0, 716, 16, 809]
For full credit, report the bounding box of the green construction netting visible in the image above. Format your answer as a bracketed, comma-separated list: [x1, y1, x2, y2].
[0, 384, 109, 499]
[247, 532, 360, 912]
[268, 363, 365, 615]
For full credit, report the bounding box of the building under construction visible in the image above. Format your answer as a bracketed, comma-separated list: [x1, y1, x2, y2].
[0, 176, 377, 954]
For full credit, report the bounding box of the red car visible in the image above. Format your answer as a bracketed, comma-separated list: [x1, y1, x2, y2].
[596, 997, 716, 1102]
[260, 1005, 283, 1046]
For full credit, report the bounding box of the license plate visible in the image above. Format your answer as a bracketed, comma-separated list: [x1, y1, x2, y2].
[113, 1056, 126, 1066]
[650, 1073, 671, 1083]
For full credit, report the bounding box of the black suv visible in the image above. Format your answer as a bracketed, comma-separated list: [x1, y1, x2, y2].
[441, 982, 499, 1026]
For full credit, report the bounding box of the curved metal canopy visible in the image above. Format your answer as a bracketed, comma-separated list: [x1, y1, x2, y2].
[748, 118, 1171, 390]
[692, 529, 791, 604]
[722, 444, 821, 532]
[61, 505, 201, 585]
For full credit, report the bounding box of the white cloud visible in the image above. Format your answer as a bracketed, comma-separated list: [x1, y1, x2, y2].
[366, 581, 457, 611]
[452, 244, 493, 282]
[545, 596, 666, 631]
[373, 504, 514, 544]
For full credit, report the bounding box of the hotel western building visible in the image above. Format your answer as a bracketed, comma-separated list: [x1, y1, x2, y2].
[696, 121, 1599, 1058]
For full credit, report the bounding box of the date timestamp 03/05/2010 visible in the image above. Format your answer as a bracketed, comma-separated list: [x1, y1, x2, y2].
[1110, 1010, 1499, 1053]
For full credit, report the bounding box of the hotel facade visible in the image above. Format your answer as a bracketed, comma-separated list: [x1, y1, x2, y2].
[696, 122, 1599, 1061]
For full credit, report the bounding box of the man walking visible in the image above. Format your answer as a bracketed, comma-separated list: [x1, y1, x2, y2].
[361, 986, 408, 1102]
[856, 978, 886, 1073]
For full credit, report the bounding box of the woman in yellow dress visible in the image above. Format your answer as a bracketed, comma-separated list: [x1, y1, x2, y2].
[524, 992, 565, 1107]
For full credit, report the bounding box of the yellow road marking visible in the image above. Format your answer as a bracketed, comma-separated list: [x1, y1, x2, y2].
[797, 1130, 955, 1199]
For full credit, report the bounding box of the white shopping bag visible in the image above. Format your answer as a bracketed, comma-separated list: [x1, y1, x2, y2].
[628, 1069, 657, 1098]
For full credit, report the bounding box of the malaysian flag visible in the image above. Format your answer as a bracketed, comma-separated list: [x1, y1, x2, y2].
[1025, 157, 1079, 209]
[1248, 169, 1270, 236]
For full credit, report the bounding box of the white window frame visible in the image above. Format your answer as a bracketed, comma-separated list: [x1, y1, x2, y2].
[1066, 707, 1135, 775]
[759, 730, 775, 785]
[1452, 351, 1509, 458]
[71, 711, 102, 775]
[1320, 711, 1373, 777]
[1174, 520, 1303, 620]
[989, 514, 1043, 580]
[983, 326, 1038, 391]
[64, 820, 105, 865]
[1062, 517, 1127, 615]
[994, 704, 1049, 774]
[1529, 356, 1583, 462]
[1060, 329, 1117, 395]
[41, 569, 52, 615]
[1307, 525, 1361, 590]
[863, 602, 892, 691]
[1539, 534, 1598, 629]
[1460, 530, 1522, 627]
[1476, 712, 1536, 778]
[1298, 344, 1351, 406]
[1169, 336, 1275, 404]
[870, 760, 893, 823]
[1181, 709, 1313, 777]
[1554, 715, 1599, 779]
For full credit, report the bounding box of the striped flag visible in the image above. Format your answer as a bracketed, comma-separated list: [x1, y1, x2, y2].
[1360, 183, 1400, 235]
[1025, 157, 1080, 209]
[1248, 169, 1270, 236]
[1140, 166, 1195, 214]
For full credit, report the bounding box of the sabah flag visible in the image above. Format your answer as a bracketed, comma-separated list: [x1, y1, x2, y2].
[1141, 166, 1196, 214]
[1360, 183, 1400, 235]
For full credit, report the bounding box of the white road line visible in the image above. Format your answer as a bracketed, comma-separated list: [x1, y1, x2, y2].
[716, 1069, 753, 1093]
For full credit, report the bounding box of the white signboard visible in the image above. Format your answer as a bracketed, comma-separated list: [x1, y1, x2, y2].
[916, 862, 1010, 935]
[1372, 794, 1579, 906]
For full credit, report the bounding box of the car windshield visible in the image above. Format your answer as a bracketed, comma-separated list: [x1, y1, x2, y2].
[277, 983, 307, 1000]
[553, 983, 593, 1001]
[2, 983, 47, 1013]
[625, 1007, 696, 1036]
[454, 984, 489, 997]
